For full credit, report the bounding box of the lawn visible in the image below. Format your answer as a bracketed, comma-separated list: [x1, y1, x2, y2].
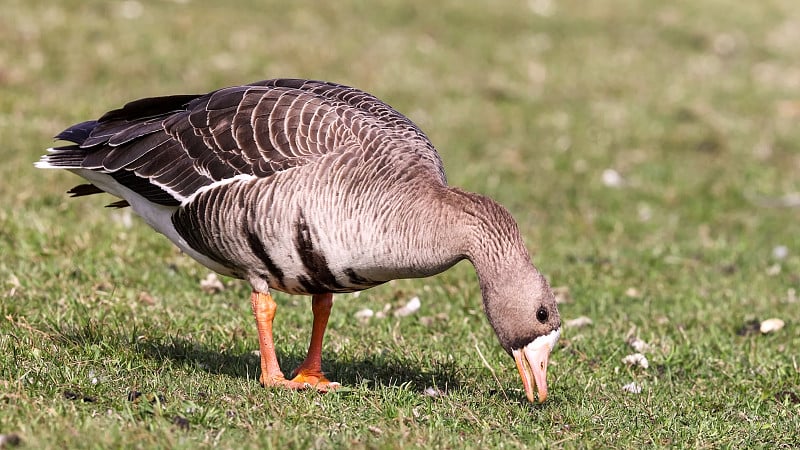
[1, 0, 799, 448]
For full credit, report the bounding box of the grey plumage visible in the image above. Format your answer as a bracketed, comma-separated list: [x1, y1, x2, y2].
[41, 79, 451, 292]
[37, 79, 561, 400]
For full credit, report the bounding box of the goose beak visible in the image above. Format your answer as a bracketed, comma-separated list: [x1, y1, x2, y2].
[512, 328, 560, 403]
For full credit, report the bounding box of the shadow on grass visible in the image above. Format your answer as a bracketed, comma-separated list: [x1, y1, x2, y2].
[50, 321, 466, 394]
[139, 336, 466, 393]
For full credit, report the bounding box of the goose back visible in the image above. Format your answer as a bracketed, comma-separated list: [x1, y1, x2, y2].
[45, 79, 446, 207]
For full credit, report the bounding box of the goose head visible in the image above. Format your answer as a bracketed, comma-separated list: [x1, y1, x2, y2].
[480, 269, 561, 403]
[453, 190, 562, 403]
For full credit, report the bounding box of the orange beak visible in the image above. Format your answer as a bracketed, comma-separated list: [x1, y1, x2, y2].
[512, 329, 560, 403]
[513, 345, 550, 403]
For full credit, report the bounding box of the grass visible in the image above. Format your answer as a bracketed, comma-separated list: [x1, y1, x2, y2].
[1, 0, 799, 447]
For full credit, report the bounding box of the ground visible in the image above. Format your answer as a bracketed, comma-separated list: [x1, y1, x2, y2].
[1, 0, 799, 448]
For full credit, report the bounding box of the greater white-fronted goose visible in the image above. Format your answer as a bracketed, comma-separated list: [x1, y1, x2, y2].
[37, 79, 561, 402]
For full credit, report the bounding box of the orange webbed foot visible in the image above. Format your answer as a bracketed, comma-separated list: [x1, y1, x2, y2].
[290, 369, 341, 392]
[259, 374, 313, 390]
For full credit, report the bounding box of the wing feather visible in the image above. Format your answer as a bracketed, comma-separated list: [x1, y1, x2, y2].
[41, 79, 445, 207]
[102, 132, 171, 171]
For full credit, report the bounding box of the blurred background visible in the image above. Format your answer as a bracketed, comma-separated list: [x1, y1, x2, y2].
[1, 0, 798, 447]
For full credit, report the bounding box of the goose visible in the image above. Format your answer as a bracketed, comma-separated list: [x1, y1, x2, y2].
[36, 78, 561, 402]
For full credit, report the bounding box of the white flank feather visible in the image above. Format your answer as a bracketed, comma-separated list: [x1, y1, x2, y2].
[181, 174, 257, 206]
[68, 168, 237, 277]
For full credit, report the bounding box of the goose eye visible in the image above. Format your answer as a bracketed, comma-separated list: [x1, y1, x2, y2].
[536, 307, 548, 323]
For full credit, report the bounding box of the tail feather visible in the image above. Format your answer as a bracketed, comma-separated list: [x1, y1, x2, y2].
[38, 148, 87, 168]
[37, 121, 100, 169]
[105, 200, 130, 208]
[67, 184, 104, 197]
[54, 120, 98, 145]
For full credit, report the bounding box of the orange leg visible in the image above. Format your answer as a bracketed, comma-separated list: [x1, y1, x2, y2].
[250, 291, 305, 389]
[290, 293, 340, 390]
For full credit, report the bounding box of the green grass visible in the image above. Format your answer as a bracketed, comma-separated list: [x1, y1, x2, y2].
[2, 0, 800, 448]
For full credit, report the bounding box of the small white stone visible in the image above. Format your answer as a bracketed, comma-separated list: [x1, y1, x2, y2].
[625, 287, 641, 298]
[200, 273, 225, 293]
[394, 296, 421, 317]
[760, 318, 785, 334]
[622, 353, 649, 369]
[622, 382, 642, 394]
[565, 316, 593, 328]
[772, 246, 789, 260]
[602, 168, 624, 187]
[627, 337, 650, 353]
[354, 308, 374, 321]
[423, 387, 443, 397]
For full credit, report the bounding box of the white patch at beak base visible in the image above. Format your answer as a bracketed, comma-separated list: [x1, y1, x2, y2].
[513, 328, 561, 403]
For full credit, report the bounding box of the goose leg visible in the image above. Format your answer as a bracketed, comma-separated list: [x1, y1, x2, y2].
[290, 293, 340, 391]
[250, 290, 305, 389]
